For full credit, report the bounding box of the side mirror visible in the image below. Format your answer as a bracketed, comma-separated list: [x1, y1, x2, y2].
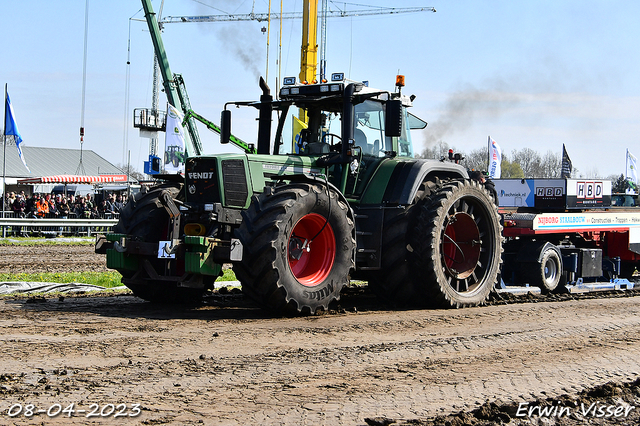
[385, 99, 403, 137]
[220, 109, 231, 144]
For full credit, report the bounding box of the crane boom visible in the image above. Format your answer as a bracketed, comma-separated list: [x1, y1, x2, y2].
[158, 2, 435, 88]
[140, 0, 202, 157]
[160, 6, 435, 24]
[141, 0, 179, 115]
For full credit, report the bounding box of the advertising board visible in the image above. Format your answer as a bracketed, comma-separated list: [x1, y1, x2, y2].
[565, 179, 611, 208]
[494, 179, 534, 207]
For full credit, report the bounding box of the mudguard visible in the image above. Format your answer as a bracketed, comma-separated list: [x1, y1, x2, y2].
[516, 241, 561, 264]
[362, 159, 468, 205]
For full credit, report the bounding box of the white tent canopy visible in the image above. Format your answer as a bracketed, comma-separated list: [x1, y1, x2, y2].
[18, 174, 128, 184]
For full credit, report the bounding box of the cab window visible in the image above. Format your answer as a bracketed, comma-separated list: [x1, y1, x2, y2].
[354, 100, 392, 157]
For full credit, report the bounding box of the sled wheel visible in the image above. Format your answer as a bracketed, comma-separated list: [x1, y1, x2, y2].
[525, 246, 562, 293]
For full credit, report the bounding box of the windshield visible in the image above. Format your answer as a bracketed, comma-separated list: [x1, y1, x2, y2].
[276, 107, 341, 155]
[274, 96, 417, 158]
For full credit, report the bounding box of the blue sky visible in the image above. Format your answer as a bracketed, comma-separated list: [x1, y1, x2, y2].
[2, 0, 639, 178]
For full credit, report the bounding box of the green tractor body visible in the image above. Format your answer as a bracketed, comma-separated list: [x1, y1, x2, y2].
[98, 76, 503, 313]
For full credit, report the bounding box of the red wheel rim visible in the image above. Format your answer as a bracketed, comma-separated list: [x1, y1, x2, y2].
[288, 213, 335, 287]
[443, 212, 481, 280]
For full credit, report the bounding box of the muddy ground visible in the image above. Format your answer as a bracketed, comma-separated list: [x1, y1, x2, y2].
[1, 243, 640, 425]
[0, 243, 109, 274]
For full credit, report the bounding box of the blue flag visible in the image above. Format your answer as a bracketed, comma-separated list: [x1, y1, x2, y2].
[5, 92, 30, 172]
[5, 93, 22, 143]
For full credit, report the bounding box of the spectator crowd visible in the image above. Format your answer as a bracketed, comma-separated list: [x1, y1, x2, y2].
[2, 190, 128, 219]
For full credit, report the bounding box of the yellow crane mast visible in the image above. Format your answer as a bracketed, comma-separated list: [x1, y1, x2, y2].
[300, 0, 318, 86]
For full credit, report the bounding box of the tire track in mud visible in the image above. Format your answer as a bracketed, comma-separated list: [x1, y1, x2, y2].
[0, 243, 108, 274]
[1, 295, 640, 425]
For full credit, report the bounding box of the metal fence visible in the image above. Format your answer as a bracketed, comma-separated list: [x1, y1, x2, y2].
[0, 210, 120, 219]
[0, 217, 118, 238]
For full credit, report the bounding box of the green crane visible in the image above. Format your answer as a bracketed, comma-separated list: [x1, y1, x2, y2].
[139, 0, 203, 157]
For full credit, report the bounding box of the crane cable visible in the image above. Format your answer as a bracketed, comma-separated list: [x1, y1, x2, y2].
[278, 0, 283, 95]
[80, 0, 89, 143]
[123, 16, 133, 166]
[77, 0, 89, 175]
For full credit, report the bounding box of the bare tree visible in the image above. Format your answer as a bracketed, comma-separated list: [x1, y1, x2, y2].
[465, 147, 488, 172]
[539, 150, 562, 178]
[417, 141, 456, 160]
[511, 148, 542, 178]
[417, 144, 572, 181]
[582, 167, 602, 179]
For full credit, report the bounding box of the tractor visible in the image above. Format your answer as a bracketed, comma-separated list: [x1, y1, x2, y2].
[97, 74, 503, 314]
[164, 145, 185, 168]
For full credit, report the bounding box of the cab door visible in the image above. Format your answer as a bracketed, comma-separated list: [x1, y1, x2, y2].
[344, 99, 393, 198]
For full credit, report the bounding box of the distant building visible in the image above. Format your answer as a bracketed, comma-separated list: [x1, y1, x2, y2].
[1, 144, 127, 195]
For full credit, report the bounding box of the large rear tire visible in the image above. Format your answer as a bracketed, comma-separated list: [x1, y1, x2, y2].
[113, 182, 204, 304]
[234, 182, 356, 314]
[411, 179, 503, 308]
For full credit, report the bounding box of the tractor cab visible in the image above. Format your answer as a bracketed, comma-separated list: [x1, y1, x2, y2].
[276, 73, 426, 196]
[276, 73, 424, 157]
[219, 73, 426, 198]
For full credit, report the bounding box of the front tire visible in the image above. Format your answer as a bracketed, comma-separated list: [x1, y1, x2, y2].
[113, 182, 204, 304]
[234, 182, 356, 314]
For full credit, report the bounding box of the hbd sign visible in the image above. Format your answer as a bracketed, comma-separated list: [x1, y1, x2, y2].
[576, 181, 603, 199]
[534, 179, 566, 209]
[536, 186, 564, 197]
[566, 179, 611, 208]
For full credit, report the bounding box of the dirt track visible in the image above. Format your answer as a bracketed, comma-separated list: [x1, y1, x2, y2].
[0, 243, 108, 274]
[1, 244, 640, 425]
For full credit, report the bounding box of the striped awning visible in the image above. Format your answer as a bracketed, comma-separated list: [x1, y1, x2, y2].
[17, 174, 128, 184]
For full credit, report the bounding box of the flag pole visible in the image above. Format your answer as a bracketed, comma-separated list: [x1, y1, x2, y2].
[487, 136, 490, 172]
[2, 83, 7, 218]
[626, 149, 629, 181]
